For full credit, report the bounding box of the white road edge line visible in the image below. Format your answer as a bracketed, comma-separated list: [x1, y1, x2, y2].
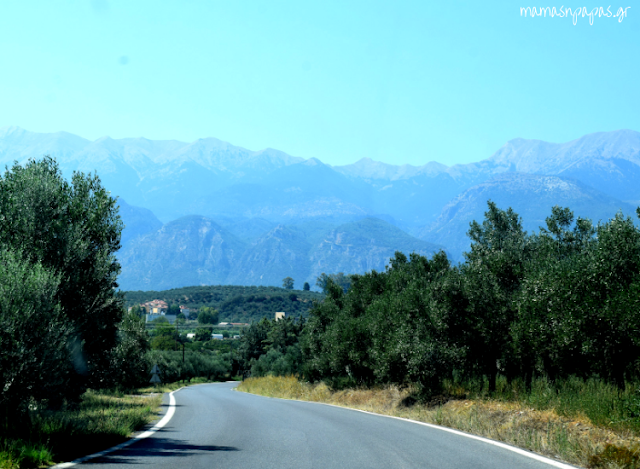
[50, 388, 183, 468]
[236, 387, 580, 469]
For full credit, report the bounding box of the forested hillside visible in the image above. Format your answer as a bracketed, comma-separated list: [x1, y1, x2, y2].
[124, 285, 323, 323]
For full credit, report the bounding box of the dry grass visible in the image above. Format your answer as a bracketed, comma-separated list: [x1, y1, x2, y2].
[38, 390, 163, 464]
[0, 390, 163, 469]
[237, 376, 640, 469]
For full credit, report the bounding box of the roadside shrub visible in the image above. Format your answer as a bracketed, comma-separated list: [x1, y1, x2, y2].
[250, 345, 303, 377]
[589, 444, 640, 468]
[107, 312, 150, 389]
[146, 350, 230, 383]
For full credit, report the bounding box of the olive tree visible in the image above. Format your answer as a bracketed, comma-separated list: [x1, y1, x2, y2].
[197, 306, 219, 325]
[109, 311, 150, 389]
[0, 249, 73, 431]
[282, 277, 294, 290]
[0, 157, 124, 395]
[460, 201, 530, 392]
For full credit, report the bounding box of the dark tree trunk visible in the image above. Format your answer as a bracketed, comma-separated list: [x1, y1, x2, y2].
[523, 369, 532, 393]
[488, 364, 497, 393]
[612, 355, 626, 390]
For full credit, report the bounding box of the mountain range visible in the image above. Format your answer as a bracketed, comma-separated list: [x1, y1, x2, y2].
[1, 126, 639, 290]
[118, 216, 444, 291]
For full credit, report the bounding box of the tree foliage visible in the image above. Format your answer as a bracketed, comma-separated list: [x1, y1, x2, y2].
[147, 350, 230, 383]
[316, 272, 352, 294]
[195, 327, 212, 342]
[303, 251, 458, 391]
[256, 202, 640, 396]
[0, 249, 73, 427]
[108, 312, 150, 389]
[124, 285, 322, 324]
[237, 317, 306, 377]
[0, 157, 124, 395]
[460, 201, 530, 391]
[149, 318, 178, 350]
[0, 157, 244, 427]
[282, 277, 294, 290]
[197, 306, 219, 325]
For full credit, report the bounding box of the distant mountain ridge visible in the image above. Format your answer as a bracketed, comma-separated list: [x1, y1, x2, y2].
[3, 126, 639, 290]
[118, 216, 445, 291]
[0, 126, 303, 175]
[418, 172, 639, 261]
[480, 130, 640, 202]
[4, 126, 638, 221]
[0, 126, 305, 222]
[334, 157, 449, 180]
[117, 199, 163, 246]
[118, 215, 247, 290]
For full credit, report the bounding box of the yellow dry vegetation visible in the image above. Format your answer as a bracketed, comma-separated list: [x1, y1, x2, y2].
[237, 376, 640, 469]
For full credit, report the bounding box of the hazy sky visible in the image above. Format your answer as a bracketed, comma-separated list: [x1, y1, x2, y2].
[0, 1, 638, 166]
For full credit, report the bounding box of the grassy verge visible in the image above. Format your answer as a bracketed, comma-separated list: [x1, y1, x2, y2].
[237, 376, 640, 469]
[0, 377, 227, 469]
[0, 390, 161, 469]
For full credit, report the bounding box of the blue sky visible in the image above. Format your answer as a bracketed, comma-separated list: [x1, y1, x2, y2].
[0, 1, 637, 166]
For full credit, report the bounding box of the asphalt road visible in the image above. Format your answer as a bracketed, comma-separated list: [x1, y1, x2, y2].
[68, 382, 578, 469]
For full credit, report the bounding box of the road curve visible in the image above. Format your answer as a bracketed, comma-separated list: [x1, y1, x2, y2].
[68, 382, 579, 469]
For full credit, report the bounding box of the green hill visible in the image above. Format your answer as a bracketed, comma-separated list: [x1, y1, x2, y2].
[124, 285, 323, 323]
